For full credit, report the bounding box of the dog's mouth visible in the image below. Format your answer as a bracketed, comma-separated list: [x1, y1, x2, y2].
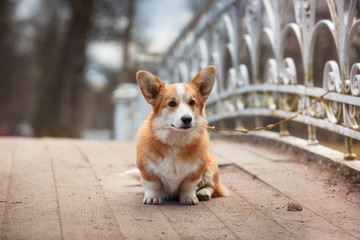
[171, 124, 192, 130]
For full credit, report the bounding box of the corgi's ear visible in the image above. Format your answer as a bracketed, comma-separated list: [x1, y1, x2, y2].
[137, 70, 165, 105]
[190, 66, 216, 102]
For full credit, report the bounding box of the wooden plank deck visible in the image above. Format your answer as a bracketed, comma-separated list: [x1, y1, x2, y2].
[0, 137, 359, 240]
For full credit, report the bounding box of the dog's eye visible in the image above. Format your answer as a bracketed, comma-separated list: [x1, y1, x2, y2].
[168, 101, 177, 107]
[189, 100, 195, 106]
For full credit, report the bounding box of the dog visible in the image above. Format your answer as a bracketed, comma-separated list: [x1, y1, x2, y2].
[136, 65, 228, 205]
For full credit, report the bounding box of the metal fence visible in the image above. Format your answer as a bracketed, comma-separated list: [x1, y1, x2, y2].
[153, 0, 360, 160]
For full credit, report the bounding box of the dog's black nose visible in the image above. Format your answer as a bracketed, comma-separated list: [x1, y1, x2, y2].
[181, 115, 192, 125]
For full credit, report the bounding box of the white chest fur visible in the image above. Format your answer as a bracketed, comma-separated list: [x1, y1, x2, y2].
[145, 147, 201, 195]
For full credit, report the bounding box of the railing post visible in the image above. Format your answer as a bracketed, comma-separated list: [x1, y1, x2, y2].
[219, 120, 226, 129]
[307, 125, 319, 145]
[344, 137, 356, 160]
[255, 116, 263, 129]
[235, 118, 244, 130]
[306, 93, 318, 145]
[112, 83, 138, 141]
[279, 122, 289, 137]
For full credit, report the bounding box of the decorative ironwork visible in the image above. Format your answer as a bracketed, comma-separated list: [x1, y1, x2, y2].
[156, 0, 360, 160]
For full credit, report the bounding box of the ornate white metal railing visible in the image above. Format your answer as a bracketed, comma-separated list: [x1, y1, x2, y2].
[156, 0, 360, 160]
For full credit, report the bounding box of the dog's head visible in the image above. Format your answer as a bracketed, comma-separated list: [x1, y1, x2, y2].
[137, 66, 216, 144]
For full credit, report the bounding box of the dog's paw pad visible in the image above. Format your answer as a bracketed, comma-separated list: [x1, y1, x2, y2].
[143, 196, 162, 205]
[180, 196, 199, 205]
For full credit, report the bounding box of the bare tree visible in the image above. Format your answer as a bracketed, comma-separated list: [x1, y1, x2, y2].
[36, 0, 94, 137]
[2, 0, 144, 137]
[121, 0, 136, 83]
[0, 0, 15, 123]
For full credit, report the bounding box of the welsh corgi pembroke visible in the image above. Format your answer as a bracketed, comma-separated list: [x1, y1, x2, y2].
[136, 66, 229, 205]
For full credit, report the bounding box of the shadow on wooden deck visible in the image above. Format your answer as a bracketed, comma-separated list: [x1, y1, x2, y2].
[0, 137, 359, 239]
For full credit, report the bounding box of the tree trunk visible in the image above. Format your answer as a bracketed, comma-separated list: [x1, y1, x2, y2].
[34, 12, 63, 136]
[120, 0, 135, 84]
[0, 0, 14, 123]
[36, 0, 94, 137]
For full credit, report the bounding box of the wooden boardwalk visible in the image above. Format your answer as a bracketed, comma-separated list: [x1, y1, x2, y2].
[0, 137, 359, 240]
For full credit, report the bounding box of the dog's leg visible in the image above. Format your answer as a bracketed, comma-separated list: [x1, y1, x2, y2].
[142, 179, 162, 204]
[179, 178, 200, 205]
[196, 153, 230, 199]
[196, 167, 215, 201]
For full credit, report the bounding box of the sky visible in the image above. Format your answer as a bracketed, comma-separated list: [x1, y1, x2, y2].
[15, 0, 39, 20]
[136, 0, 194, 53]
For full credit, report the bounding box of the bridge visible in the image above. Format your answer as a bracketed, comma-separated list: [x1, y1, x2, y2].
[2, 0, 360, 239]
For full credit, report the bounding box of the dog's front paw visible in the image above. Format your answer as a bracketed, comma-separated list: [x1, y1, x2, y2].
[179, 194, 199, 205]
[143, 195, 162, 205]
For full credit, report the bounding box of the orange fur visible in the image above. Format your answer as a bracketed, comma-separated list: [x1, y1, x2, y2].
[136, 119, 167, 181]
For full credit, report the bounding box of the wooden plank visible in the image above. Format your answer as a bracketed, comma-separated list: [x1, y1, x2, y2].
[0, 138, 61, 239]
[110, 192, 180, 240]
[203, 190, 297, 239]
[77, 140, 139, 194]
[220, 165, 357, 240]
[78, 140, 180, 239]
[209, 138, 360, 239]
[46, 139, 123, 239]
[0, 138, 15, 234]
[158, 201, 239, 239]
[103, 141, 138, 169]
